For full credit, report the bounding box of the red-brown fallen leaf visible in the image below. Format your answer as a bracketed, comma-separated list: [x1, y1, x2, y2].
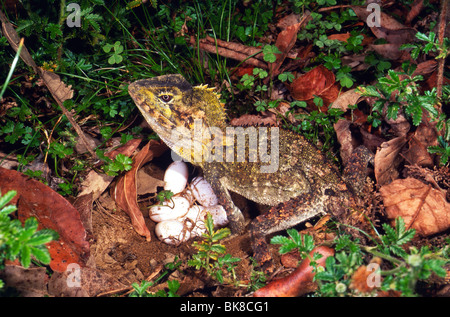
[253, 246, 335, 297]
[380, 178, 450, 236]
[0, 167, 90, 272]
[290, 65, 339, 109]
[271, 13, 309, 76]
[104, 138, 142, 160]
[112, 140, 168, 241]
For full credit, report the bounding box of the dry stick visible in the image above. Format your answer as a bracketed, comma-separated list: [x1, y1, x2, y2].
[202, 35, 266, 62]
[189, 36, 268, 69]
[436, 0, 449, 100]
[0, 9, 97, 159]
[318, 4, 352, 12]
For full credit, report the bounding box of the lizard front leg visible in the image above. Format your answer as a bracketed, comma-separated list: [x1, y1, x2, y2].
[202, 166, 246, 234]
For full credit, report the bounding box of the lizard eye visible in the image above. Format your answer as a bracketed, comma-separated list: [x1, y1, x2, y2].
[159, 94, 173, 103]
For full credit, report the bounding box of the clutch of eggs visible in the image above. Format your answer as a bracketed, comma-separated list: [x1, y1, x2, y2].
[151, 161, 228, 246]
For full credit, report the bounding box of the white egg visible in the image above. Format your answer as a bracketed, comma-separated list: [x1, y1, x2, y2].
[181, 205, 205, 223]
[181, 205, 207, 238]
[155, 220, 190, 246]
[204, 205, 229, 227]
[163, 161, 188, 194]
[190, 177, 218, 207]
[149, 196, 190, 222]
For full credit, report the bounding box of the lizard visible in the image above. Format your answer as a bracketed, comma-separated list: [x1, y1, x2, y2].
[128, 74, 372, 272]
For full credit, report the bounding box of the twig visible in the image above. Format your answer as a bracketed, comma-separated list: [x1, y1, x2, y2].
[189, 36, 268, 69]
[0, 9, 97, 159]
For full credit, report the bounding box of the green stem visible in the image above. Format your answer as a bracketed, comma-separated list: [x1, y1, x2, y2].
[362, 246, 403, 266]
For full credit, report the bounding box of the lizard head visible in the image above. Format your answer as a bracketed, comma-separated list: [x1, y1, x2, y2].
[128, 74, 227, 162]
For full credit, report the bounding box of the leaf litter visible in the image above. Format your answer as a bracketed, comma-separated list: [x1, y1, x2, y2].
[1, 1, 449, 297]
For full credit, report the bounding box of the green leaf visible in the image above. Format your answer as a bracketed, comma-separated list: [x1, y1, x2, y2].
[30, 246, 51, 264]
[20, 245, 31, 268]
[0, 190, 17, 211]
[262, 45, 281, 63]
[28, 230, 57, 246]
[211, 227, 231, 242]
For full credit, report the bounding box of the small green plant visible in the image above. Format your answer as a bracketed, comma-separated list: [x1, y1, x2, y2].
[401, 31, 449, 60]
[270, 228, 315, 257]
[358, 69, 439, 127]
[103, 41, 124, 65]
[130, 279, 180, 297]
[100, 153, 133, 176]
[289, 99, 344, 152]
[156, 190, 175, 204]
[0, 190, 59, 287]
[188, 213, 240, 284]
[428, 136, 450, 165]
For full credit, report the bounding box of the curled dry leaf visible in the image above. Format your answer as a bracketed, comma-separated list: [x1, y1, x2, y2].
[334, 119, 355, 166]
[374, 136, 407, 186]
[112, 140, 168, 241]
[402, 123, 438, 167]
[379, 178, 450, 236]
[0, 167, 90, 272]
[253, 246, 335, 297]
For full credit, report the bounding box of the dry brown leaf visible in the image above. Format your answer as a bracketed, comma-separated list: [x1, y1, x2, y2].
[0, 11, 38, 71]
[331, 88, 363, 112]
[334, 119, 357, 165]
[78, 170, 114, 201]
[412, 60, 438, 78]
[38, 69, 74, 103]
[104, 138, 142, 160]
[351, 5, 416, 44]
[368, 43, 409, 61]
[271, 12, 309, 76]
[374, 136, 407, 186]
[379, 178, 450, 236]
[384, 112, 411, 138]
[402, 123, 438, 167]
[290, 65, 338, 109]
[136, 169, 165, 195]
[113, 140, 168, 241]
